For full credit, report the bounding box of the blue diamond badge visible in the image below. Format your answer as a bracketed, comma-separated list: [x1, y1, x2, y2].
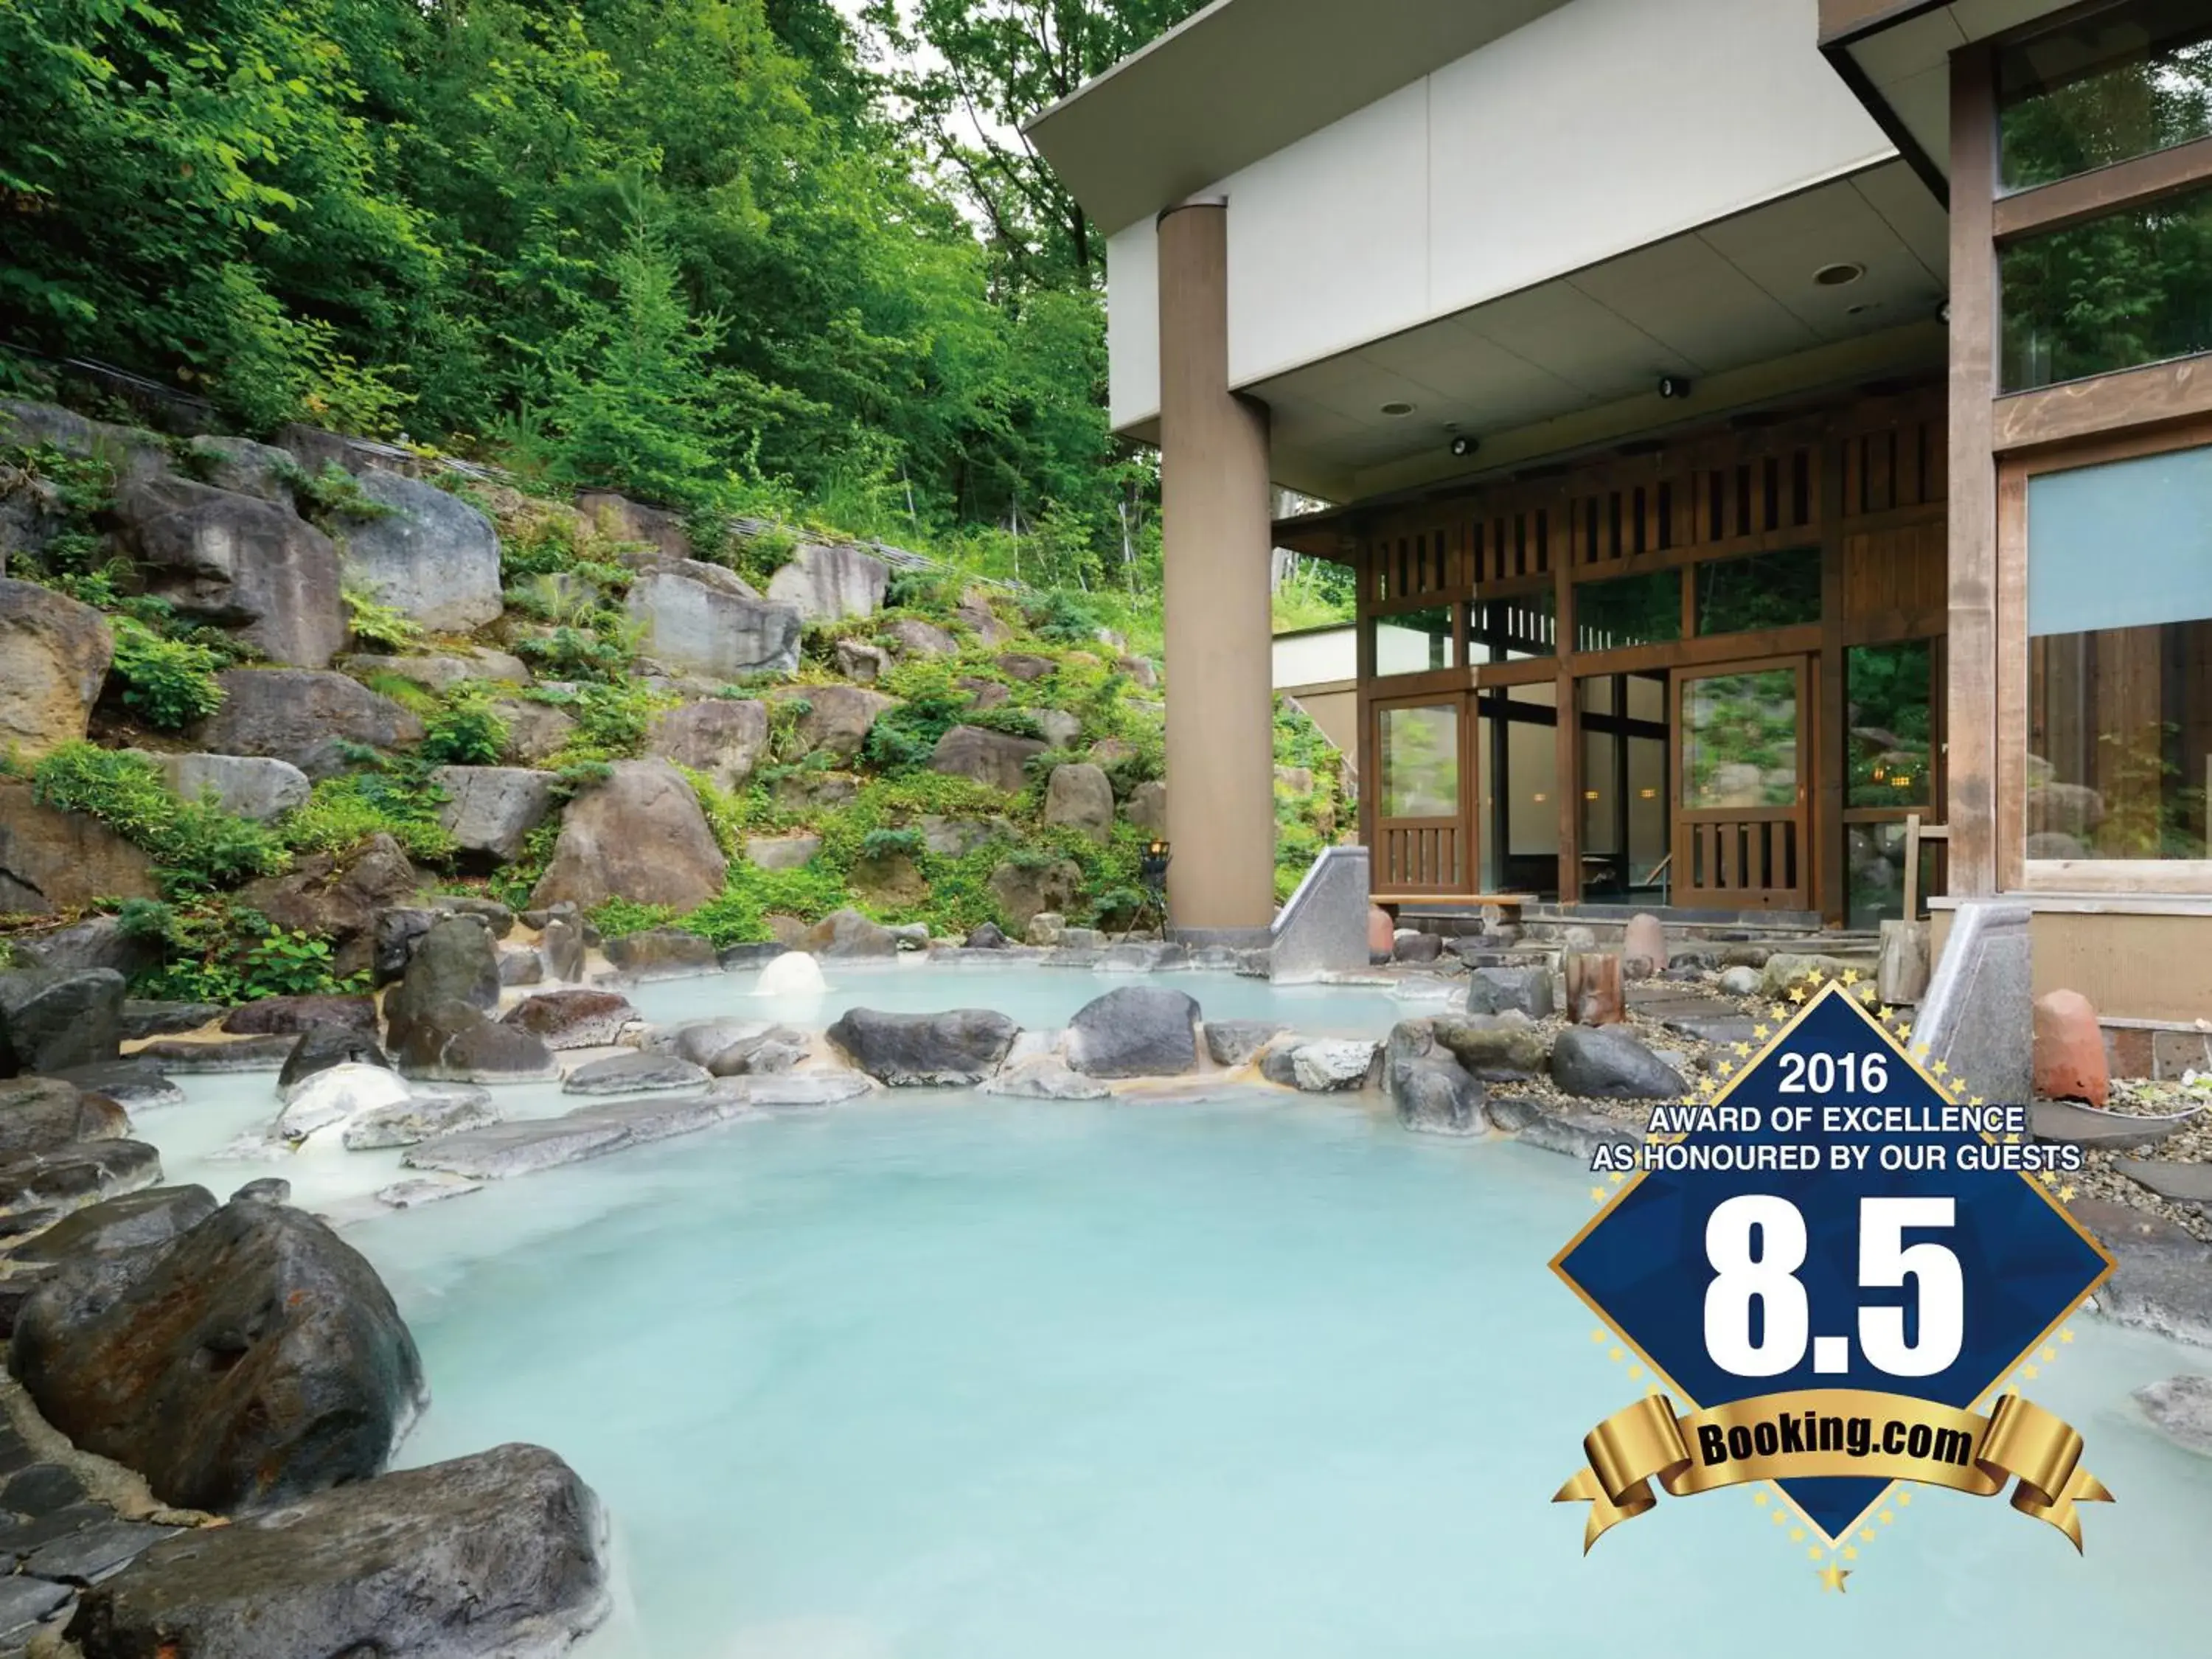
[1554, 984, 2112, 1542]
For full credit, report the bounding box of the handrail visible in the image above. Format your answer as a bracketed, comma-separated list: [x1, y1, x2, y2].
[1903, 813, 1950, 920]
[1635, 850, 1672, 908]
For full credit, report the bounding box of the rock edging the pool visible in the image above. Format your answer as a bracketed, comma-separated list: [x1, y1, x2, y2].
[0, 1079, 613, 1654]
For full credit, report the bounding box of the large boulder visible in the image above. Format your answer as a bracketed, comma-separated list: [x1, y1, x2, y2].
[383, 915, 500, 1056]
[153, 752, 310, 821]
[194, 669, 423, 777]
[10, 1199, 428, 1513]
[6, 914, 158, 976]
[0, 400, 168, 486]
[627, 568, 801, 678]
[1430, 1015, 1550, 1080]
[234, 832, 418, 978]
[647, 698, 769, 790]
[432, 765, 556, 863]
[1394, 1056, 1487, 1136]
[65, 1443, 609, 1659]
[13, 1183, 216, 1262]
[562, 1052, 710, 1096]
[116, 477, 344, 667]
[805, 908, 898, 959]
[826, 1008, 1020, 1085]
[0, 781, 160, 914]
[221, 994, 378, 1037]
[1043, 762, 1115, 842]
[335, 647, 529, 695]
[0, 968, 123, 1077]
[0, 579, 111, 759]
[276, 1025, 391, 1095]
[0, 1139, 161, 1230]
[931, 724, 1047, 793]
[1068, 985, 1200, 1077]
[747, 832, 821, 871]
[183, 433, 296, 501]
[602, 927, 718, 980]
[882, 617, 956, 658]
[341, 1086, 498, 1151]
[274, 1062, 415, 1146]
[1549, 1026, 1686, 1100]
[580, 489, 689, 559]
[0, 1077, 128, 1157]
[765, 541, 889, 622]
[987, 857, 1083, 934]
[389, 999, 559, 1084]
[333, 467, 502, 633]
[786, 685, 895, 762]
[834, 639, 891, 682]
[1467, 965, 1555, 1019]
[528, 760, 727, 912]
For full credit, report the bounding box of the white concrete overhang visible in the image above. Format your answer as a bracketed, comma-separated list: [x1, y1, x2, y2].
[1234, 158, 1949, 507]
[1023, 0, 1572, 235]
[1818, 0, 2099, 189]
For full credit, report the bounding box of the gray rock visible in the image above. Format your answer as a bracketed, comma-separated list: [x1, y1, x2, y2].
[1394, 1057, 1487, 1136]
[647, 698, 769, 790]
[370, 905, 439, 987]
[1484, 1093, 1543, 1132]
[1877, 918, 1931, 1005]
[2073, 1197, 2212, 1348]
[825, 1008, 1020, 1086]
[382, 916, 498, 1057]
[1290, 1039, 1377, 1092]
[1520, 1107, 1643, 1161]
[0, 1077, 128, 1158]
[747, 833, 822, 871]
[185, 434, 294, 501]
[529, 759, 727, 913]
[400, 1117, 630, 1178]
[562, 1053, 710, 1096]
[1549, 1027, 1685, 1100]
[55, 1058, 181, 1109]
[715, 942, 782, 973]
[431, 765, 556, 863]
[232, 1178, 291, 1205]
[0, 400, 167, 485]
[922, 815, 1006, 858]
[373, 1175, 482, 1208]
[0, 779, 159, 916]
[1124, 779, 1168, 836]
[194, 669, 422, 777]
[496, 942, 543, 987]
[1068, 986, 1200, 1078]
[1203, 1022, 1292, 1071]
[602, 928, 717, 979]
[980, 1057, 1113, 1099]
[276, 1026, 391, 1095]
[0, 968, 123, 1076]
[1466, 966, 1554, 1020]
[117, 477, 344, 667]
[11, 1186, 216, 1262]
[1043, 762, 1115, 842]
[153, 752, 310, 821]
[765, 541, 888, 622]
[1096, 942, 1188, 973]
[120, 1001, 224, 1041]
[0, 1575, 69, 1635]
[996, 651, 1055, 682]
[2133, 1375, 2212, 1455]
[1393, 930, 1443, 964]
[389, 998, 557, 1084]
[0, 914, 148, 982]
[334, 467, 502, 633]
[807, 909, 899, 959]
[335, 647, 529, 695]
[10, 1200, 427, 1514]
[720, 1073, 873, 1108]
[0, 1141, 160, 1226]
[539, 915, 585, 983]
[1717, 965, 1763, 997]
[834, 638, 891, 682]
[562, 1091, 727, 1144]
[222, 994, 379, 1037]
[965, 922, 1009, 950]
[341, 1089, 498, 1151]
[882, 617, 956, 658]
[932, 724, 1047, 793]
[988, 858, 1083, 935]
[1759, 952, 1851, 998]
[24, 1517, 179, 1585]
[1430, 1015, 1551, 1080]
[786, 684, 895, 762]
[495, 695, 576, 765]
[66, 1443, 608, 1659]
[627, 568, 801, 678]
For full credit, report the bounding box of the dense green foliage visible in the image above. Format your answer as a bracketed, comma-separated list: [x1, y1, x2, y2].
[29, 742, 285, 893]
[0, 0, 1172, 582]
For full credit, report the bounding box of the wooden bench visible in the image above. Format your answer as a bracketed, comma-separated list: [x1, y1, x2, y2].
[1375, 894, 1537, 928]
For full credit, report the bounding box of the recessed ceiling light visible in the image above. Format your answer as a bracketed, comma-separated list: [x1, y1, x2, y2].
[1380, 400, 1416, 417]
[1814, 262, 1865, 288]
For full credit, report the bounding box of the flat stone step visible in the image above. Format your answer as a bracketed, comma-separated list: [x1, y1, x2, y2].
[2120, 1160, 2212, 1208]
[2032, 1102, 2191, 1151]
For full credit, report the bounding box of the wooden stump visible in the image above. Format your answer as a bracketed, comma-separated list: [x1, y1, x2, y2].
[1564, 951, 1624, 1026]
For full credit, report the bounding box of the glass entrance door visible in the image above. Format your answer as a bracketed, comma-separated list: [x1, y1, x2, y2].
[1372, 694, 1472, 894]
[1673, 658, 1809, 911]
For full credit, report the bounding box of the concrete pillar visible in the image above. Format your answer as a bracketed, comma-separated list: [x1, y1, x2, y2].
[1156, 198, 1275, 941]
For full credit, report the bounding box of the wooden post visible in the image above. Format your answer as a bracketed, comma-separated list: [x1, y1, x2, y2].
[1818, 439, 1848, 925]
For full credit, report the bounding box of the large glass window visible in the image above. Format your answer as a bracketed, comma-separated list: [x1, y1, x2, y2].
[1998, 1, 2212, 191]
[1846, 641, 1934, 809]
[1377, 704, 1458, 819]
[1372, 607, 1457, 677]
[1694, 546, 1823, 636]
[1574, 568, 1681, 651]
[2000, 182, 2212, 390]
[1681, 669, 1799, 811]
[2026, 441, 2212, 861]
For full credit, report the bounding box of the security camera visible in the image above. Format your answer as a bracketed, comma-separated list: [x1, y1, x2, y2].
[1658, 375, 1692, 400]
[1450, 435, 1478, 458]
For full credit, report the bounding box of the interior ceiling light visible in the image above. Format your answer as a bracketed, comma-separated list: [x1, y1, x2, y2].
[1380, 400, 1416, 417]
[1814, 262, 1866, 288]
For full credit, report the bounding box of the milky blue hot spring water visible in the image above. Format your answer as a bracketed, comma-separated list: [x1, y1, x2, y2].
[139, 965, 2212, 1658]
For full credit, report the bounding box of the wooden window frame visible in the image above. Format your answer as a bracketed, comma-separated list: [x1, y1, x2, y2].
[1994, 411, 2212, 894]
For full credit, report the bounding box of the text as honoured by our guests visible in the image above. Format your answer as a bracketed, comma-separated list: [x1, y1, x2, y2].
[1551, 978, 2114, 1591]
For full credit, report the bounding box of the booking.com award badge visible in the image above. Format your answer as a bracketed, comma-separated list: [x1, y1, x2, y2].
[1551, 975, 2114, 1590]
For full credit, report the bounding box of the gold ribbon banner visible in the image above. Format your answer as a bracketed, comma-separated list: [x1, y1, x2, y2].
[1554, 1388, 2111, 1553]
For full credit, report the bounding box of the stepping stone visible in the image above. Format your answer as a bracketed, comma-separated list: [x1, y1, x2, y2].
[716, 1074, 873, 1109]
[400, 1119, 630, 1180]
[560, 1053, 710, 1096]
[1518, 1107, 1642, 1163]
[0, 1575, 69, 1636]
[23, 1518, 179, 1585]
[1656, 1011, 1759, 1046]
[2119, 1161, 2212, 1208]
[375, 1176, 485, 1210]
[564, 1093, 728, 1144]
[2031, 1102, 2185, 1151]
